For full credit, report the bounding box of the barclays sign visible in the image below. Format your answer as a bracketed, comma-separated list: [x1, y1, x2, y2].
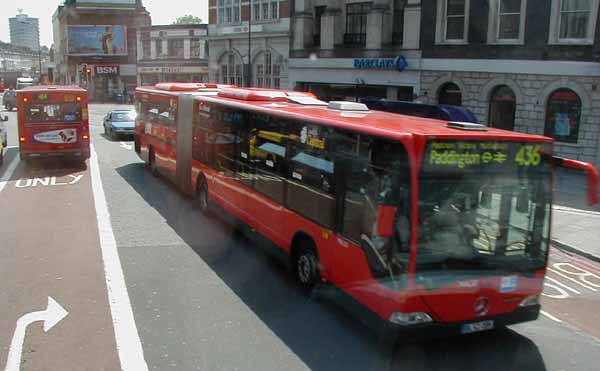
[353, 56, 407, 72]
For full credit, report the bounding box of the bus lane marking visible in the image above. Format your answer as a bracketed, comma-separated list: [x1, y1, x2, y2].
[89, 145, 148, 371]
[119, 142, 132, 150]
[549, 264, 599, 292]
[0, 154, 19, 193]
[4, 297, 68, 371]
[543, 276, 581, 297]
[540, 310, 563, 323]
[14, 174, 83, 188]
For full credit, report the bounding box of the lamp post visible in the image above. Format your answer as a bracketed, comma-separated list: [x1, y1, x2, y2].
[246, 0, 252, 87]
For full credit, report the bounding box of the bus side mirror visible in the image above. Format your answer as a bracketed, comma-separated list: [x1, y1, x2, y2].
[554, 157, 599, 206]
[376, 205, 397, 238]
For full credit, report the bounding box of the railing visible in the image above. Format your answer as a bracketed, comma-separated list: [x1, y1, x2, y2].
[343, 33, 366, 46]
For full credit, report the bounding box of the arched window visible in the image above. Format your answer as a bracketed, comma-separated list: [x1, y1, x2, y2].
[438, 82, 462, 106]
[219, 52, 243, 86]
[253, 51, 282, 88]
[544, 88, 582, 143]
[488, 85, 516, 131]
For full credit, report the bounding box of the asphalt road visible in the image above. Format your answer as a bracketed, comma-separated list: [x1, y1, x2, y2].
[0, 103, 599, 371]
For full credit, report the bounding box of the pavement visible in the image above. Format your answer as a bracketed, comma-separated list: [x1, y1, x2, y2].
[552, 169, 600, 262]
[1, 104, 600, 370]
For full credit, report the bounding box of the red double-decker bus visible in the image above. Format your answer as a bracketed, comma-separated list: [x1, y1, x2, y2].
[17, 86, 90, 161]
[135, 83, 598, 337]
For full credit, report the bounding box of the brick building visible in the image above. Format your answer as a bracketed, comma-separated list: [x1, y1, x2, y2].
[419, 0, 600, 167]
[137, 24, 209, 86]
[207, 0, 291, 88]
[288, 0, 422, 101]
[52, 0, 151, 101]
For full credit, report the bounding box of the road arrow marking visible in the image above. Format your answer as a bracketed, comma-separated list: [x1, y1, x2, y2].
[4, 297, 68, 371]
[120, 142, 133, 150]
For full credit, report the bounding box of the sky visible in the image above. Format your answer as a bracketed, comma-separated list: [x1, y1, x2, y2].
[0, 0, 209, 48]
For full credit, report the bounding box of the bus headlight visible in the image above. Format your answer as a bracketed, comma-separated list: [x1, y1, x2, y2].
[389, 312, 433, 326]
[519, 295, 540, 307]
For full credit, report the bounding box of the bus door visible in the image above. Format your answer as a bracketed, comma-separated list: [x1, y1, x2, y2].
[18, 91, 89, 158]
[148, 96, 178, 178]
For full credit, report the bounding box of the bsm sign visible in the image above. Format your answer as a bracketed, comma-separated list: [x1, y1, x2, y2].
[95, 65, 120, 75]
[353, 56, 407, 72]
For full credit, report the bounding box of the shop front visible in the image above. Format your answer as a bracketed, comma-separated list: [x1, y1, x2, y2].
[288, 55, 420, 103]
[137, 65, 209, 86]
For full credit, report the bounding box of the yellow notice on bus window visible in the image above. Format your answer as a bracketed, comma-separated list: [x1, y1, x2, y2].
[82, 108, 88, 120]
[308, 137, 325, 149]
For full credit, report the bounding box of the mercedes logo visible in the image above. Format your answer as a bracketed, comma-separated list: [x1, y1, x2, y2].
[473, 296, 490, 316]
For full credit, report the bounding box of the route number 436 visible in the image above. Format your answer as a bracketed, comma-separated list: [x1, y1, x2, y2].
[515, 145, 541, 166]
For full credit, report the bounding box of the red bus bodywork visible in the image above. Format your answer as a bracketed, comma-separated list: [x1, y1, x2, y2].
[17, 86, 90, 161]
[135, 84, 598, 338]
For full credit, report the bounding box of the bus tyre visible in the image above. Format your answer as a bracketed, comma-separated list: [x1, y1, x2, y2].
[294, 243, 320, 291]
[196, 178, 211, 216]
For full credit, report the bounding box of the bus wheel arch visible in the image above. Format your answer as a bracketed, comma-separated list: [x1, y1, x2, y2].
[290, 232, 321, 290]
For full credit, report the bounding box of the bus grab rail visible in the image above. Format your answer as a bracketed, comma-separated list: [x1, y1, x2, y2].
[554, 156, 599, 206]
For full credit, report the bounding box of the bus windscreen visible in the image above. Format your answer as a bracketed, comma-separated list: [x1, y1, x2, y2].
[24, 103, 83, 124]
[417, 140, 552, 278]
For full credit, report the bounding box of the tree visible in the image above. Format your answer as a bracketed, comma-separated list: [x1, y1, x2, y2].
[172, 15, 202, 25]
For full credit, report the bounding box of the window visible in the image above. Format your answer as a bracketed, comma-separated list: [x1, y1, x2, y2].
[217, 0, 241, 24]
[251, 0, 280, 21]
[142, 39, 151, 59]
[168, 39, 184, 58]
[344, 2, 371, 46]
[314, 6, 326, 46]
[544, 89, 582, 143]
[24, 103, 82, 124]
[220, 53, 243, 85]
[190, 39, 202, 58]
[488, 0, 526, 43]
[156, 40, 163, 58]
[549, 0, 599, 43]
[438, 82, 462, 106]
[435, 0, 470, 43]
[253, 51, 281, 89]
[488, 85, 516, 131]
[392, 0, 406, 44]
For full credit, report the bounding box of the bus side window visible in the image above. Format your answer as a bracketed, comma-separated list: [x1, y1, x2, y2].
[249, 113, 289, 203]
[209, 105, 248, 175]
[286, 122, 336, 229]
[192, 106, 212, 166]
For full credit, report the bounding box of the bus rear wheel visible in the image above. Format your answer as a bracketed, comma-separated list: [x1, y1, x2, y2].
[294, 241, 321, 291]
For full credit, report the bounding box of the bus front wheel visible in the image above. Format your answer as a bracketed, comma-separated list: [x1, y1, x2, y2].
[294, 240, 321, 291]
[148, 148, 159, 177]
[196, 177, 211, 216]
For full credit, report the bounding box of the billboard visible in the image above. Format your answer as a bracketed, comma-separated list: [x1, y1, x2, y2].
[67, 25, 127, 56]
[76, 1, 136, 4]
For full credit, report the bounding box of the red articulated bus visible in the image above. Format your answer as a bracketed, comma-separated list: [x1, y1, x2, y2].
[135, 83, 599, 338]
[17, 86, 90, 161]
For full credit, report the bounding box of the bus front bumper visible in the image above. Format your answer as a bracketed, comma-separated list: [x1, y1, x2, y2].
[382, 305, 540, 340]
[21, 149, 90, 160]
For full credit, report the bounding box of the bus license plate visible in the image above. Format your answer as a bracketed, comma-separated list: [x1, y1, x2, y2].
[461, 320, 494, 334]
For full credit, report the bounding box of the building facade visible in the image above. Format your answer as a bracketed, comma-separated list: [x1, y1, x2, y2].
[52, 0, 151, 101]
[137, 24, 209, 86]
[9, 14, 40, 52]
[288, 0, 422, 101]
[207, 0, 291, 88]
[419, 0, 600, 167]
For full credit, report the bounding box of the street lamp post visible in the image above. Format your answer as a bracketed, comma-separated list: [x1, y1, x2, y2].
[247, 0, 252, 87]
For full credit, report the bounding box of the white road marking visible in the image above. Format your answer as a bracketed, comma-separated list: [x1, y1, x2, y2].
[120, 142, 133, 150]
[4, 297, 68, 371]
[548, 267, 598, 292]
[0, 154, 19, 193]
[545, 276, 581, 294]
[540, 310, 563, 323]
[14, 174, 84, 188]
[89, 144, 148, 371]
